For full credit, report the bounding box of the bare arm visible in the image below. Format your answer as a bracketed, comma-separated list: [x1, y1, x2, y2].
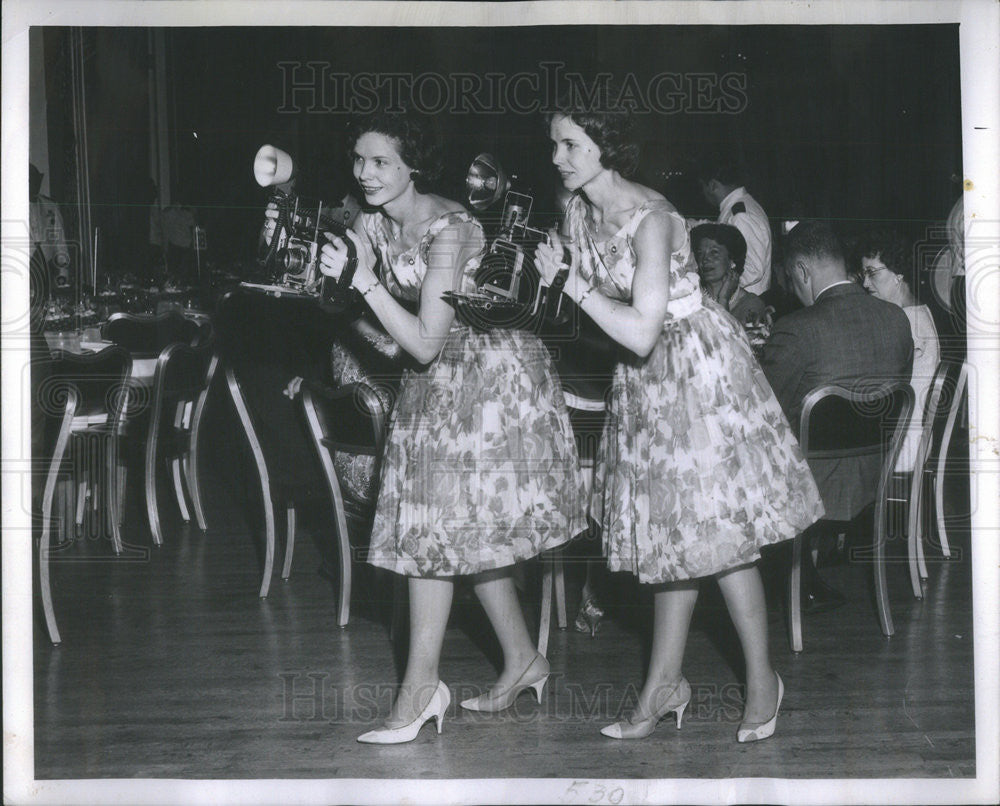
[539, 208, 680, 357]
[326, 219, 480, 365]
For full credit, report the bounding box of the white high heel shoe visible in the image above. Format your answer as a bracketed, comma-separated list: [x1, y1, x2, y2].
[357, 681, 450, 745]
[459, 653, 550, 712]
[736, 672, 783, 743]
[600, 678, 691, 740]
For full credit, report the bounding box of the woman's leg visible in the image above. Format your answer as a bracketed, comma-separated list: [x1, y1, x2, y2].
[385, 575, 454, 727]
[715, 563, 780, 725]
[632, 581, 700, 714]
[472, 566, 539, 689]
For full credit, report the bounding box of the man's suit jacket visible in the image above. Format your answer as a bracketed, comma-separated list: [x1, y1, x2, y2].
[760, 282, 914, 521]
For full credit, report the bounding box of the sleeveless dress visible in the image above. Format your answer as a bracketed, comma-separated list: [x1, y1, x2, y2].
[363, 209, 588, 577]
[566, 196, 825, 583]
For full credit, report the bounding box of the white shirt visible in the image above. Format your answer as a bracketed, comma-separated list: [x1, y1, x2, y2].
[718, 186, 771, 295]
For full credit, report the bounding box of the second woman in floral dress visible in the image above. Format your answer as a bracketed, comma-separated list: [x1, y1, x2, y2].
[536, 102, 825, 743]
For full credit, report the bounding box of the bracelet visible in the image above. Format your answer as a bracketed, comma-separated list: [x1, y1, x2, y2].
[574, 285, 595, 306]
[358, 281, 380, 297]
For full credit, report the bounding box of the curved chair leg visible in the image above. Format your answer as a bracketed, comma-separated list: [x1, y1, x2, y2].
[226, 367, 275, 598]
[116, 462, 127, 528]
[41, 399, 76, 646]
[932, 465, 950, 558]
[906, 470, 923, 599]
[106, 434, 124, 555]
[145, 422, 163, 547]
[301, 389, 352, 626]
[554, 551, 567, 631]
[873, 503, 894, 637]
[186, 356, 217, 533]
[183, 452, 207, 531]
[788, 534, 803, 653]
[935, 364, 967, 558]
[171, 458, 191, 522]
[282, 505, 296, 580]
[916, 522, 928, 580]
[538, 553, 553, 658]
[75, 479, 87, 530]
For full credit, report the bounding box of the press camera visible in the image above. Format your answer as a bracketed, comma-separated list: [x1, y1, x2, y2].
[447, 153, 569, 330]
[244, 144, 358, 312]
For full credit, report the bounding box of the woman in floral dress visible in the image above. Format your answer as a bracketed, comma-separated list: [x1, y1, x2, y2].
[535, 103, 824, 743]
[319, 111, 586, 744]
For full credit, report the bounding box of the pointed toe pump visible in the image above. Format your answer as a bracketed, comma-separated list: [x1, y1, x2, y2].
[357, 681, 450, 745]
[460, 653, 550, 713]
[600, 677, 691, 740]
[736, 672, 784, 744]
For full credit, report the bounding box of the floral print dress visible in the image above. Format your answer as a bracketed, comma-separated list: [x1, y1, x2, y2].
[363, 210, 587, 577]
[566, 196, 825, 583]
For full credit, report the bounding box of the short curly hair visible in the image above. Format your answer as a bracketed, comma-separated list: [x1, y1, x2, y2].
[545, 85, 640, 177]
[691, 223, 748, 276]
[856, 228, 910, 277]
[346, 111, 443, 193]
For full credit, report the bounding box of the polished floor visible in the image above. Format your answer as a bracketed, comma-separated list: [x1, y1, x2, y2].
[32, 391, 976, 781]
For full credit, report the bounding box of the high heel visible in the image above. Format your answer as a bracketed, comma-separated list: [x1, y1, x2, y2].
[736, 672, 783, 743]
[600, 677, 691, 740]
[357, 680, 450, 744]
[459, 653, 550, 712]
[574, 595, 604, 638]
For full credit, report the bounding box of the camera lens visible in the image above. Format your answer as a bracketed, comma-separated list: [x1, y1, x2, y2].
[281, 244, 309, 274]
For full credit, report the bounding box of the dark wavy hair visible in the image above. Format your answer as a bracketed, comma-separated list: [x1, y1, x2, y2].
[691, 223, 748, 276]
[856, 228, 910, 277]
[545, 85, 640, 177]
[346, 111, 443, 193]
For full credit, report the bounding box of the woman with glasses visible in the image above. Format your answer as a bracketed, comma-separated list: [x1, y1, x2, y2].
[858, 229, 941, 471]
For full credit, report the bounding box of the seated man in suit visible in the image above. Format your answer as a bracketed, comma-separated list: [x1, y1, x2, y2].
[760, 221, 914, 611]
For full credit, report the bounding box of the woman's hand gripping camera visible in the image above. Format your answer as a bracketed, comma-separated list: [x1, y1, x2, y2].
[535, 230, 592, 306]
[319, 229, 380, 296]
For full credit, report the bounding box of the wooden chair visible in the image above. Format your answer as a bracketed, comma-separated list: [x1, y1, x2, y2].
[36, 346, 132, 645]
[537, 404, 606, 654]
[214, 288, 354, 599]
[101, 311, 203, 357]
[788, 382, 914, 652]
[143, 338, 218, 545]
[299, 380, 388, 627]
[904, 359, 969, 595]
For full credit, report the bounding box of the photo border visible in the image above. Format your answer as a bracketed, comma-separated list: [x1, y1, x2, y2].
[3, 2, 998, 804]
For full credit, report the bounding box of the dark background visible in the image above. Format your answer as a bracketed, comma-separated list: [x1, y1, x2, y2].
[37, 24, 962, 275]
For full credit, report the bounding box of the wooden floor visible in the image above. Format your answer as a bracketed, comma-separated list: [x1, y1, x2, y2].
[33, 393, 977, 781]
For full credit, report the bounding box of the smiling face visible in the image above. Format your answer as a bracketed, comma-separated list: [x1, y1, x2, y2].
[695, 237, 733, 284]
[549, 114, 606, 192]
[861, 255, 900, 302]
[352, 131, 414, 208]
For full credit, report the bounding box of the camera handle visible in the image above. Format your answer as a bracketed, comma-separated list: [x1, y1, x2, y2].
[542, 245, 572, 325]
[318, 221, 359, 314]
[259, 191, 293, 269]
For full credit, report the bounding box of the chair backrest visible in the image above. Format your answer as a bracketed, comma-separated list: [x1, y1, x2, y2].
[799, 382, 915, 464]
[102, 311, 201, 357]
[922, 359, 968, 460]
[214, 288, 356, 492]
[302, 381, 386, 458]
[39, 346, 132, 422]
[154, 338, 217, 402]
